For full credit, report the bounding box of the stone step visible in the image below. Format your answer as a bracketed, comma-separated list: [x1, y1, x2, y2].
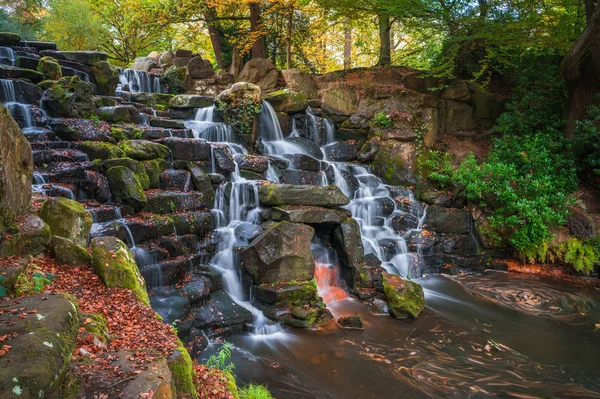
[83, 201, 123, 223]
[190, 290, 252, 335]
[144, 189, 208, 214]
[140, 253, 205, 289]
[141, 127, 194, 140]
[33, 148, 89, 166]
[32, 182, 79, 200]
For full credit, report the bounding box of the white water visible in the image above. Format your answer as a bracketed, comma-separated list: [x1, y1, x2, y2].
[119, 69, 163, 93]
[1, 78, 49, 136]
[0, 47, 16, 66]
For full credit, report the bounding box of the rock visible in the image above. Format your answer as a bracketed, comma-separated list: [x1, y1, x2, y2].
[280, 169, 323, 185]
[254, 281, 318, 306]
[238, 58, 280, 91]
[39, 197, 92, 245]
[106, 166, 147, 212]
[119, 140, 171, 161]
[270, 205, 350, 225]
[208, 173, 224, 184]
[98, 105, 141, 124]
[0, 64, 44, 83]
[258, 184, 349, 207]
[131, 56, 159, 72]
[18, 215, 50, 256]
[283, 154, 322, 171]
[82, 170, 111, 201]
[337, 315, 364, 329]
[90, 61, 119, 96]
[323, 140, 358, 162]
[286, 137, 325, 159]
[440, 81, 471, 101]
[216, 82, 261, 104]
[91, 236, 150, 305]
[357, 141, 380, 163]
[263, 90, 308, 113]
[403, 72, 442, 93]
[161, 137, 211, 161]
[372, 143, 418, 186]
[49, 118, 111, 141]
[191, 290, 253, 334]
[186, 164, 214, 202]
[77, 141, 125, 160]
[159, 169, 191, 191]
[151, 295, 189, 325]
[51, 235, 90, 266]
[104, 157, 150, 190]
[322, 86, 358, 117]
[40, 50, 108, 65]
[424, 205, 471, 234]
[382, 272, 424, 319]
[212, 145, 236, 173]
[281, 68, 318, 99]
[241, 221, 315, 284]
[11, 80, 42, 104]
[187, 56, 215, 79]
[36, 56, 62, 80]
[41, 76, 96, 118]
[566, 207, 596, 239]
[0, 293, 79, 399]
[0, 32, 21, 46]
[163, 66, 187, 94]
[467, 81, 501, 128]
[169, 94, 214, 109]
[144, 190, 206, 213]
[0, 104, 33, 232]
[159, 51, 175, 67]
[333, 218, 364, 274]
[234, 222, 263, 243]
[234, 154, 269, 173]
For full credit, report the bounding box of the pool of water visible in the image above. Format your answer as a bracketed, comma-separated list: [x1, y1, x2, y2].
[199, 272, 600, 398]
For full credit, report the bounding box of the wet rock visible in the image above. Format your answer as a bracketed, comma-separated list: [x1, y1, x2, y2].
[77, 141, 125, 160]
[337, 315, 364, 329]
[191, 290, 252, 334]
[144, 190, 207, 213]
[104, 157, 150, 190]
[119, 139, 170, 161]
[0, 32, 21, 46]
[160, 169, 191, 191]
[270, 205, 350, 225]
[149, 119, 186, 130]
[39, 197, 92, 245]
[234, 222, 262, 243]
[258, 184, 349, 207]
[90, 61, 119, 96]
[254, 281, 318, 306]
[49, 118, 112, 141]
[263, 89, 308, 113]
[36, 56, 62, 80]
[323, 140, 358, 162]
[234, 154, 269, 173]
[186, 164, 214, 202]
[40, 50, 108, 66]
[333, 218, 365, 274]
[0, 293, 79, 399]
[283, 153, 322, 171]
[286, 137, 324, 159]
[382, 272, 424, 319]
[169, 94, 213, 109]
[151, 295, 190, 325]
[241, 221, 315, 284]
[0, 64, 44, 82]
[91, 236, 150, 305]
[172, 211, 214, 238]
[357, 141, 380, 163]
[208, 173, 224, 184]
[18, 215, 51, 256]
[238, 58, 280, 91]
[187, 56, 215, 79]
[281, 68, 318, 99]
[355, 253, 384, 290]
[424, 205, 471, 234]
[11, 80, 42, 104]
[51, 235, 91, 266]
[280, 169, 323, 185]
[442, 234, 478, 255]
[212, 145, 236, 173]
[41, 76, 96, 118]
[391, 212, 420, 233]
[369, 297, 389, 315]
[161, 137, 211, 161]
[106, 166, 147, 211]
[0, 104, 33, 232]
[98, 105, 141, 124]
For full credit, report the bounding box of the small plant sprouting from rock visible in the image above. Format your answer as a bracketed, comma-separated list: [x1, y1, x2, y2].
[217, 99, 262, 136]
[205, 341, 235, 373]
[372, 112, 393, 128]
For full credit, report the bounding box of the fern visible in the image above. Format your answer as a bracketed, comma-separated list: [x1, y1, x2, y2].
[239, 384, 274, 399]
[562, 239, 597, 275]
[206, 342, 235, 373]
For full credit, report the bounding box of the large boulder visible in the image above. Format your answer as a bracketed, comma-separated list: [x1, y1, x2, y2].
[269, 205, 350, 225]
[322, 86, 359, 117]
[238, 58, 280, 91]
[161, 137, 211, 161]
[77, 141, 125, 160]
[91, 236, 150, 305]
[90, 61, 119, 96]
[216, 82, 261, 104]
[119, 140, 171, 161]
[12, 80, 43, 104]
[263, 89, 308, 113]
[105, 166, 147, 211]
[39, 50, 108, 66]
[0, 32, 21, 46]
[0, 104, 33, 232]
[41, 76, 96, 118]
[51, 235, 91, 266]
[281, 68, 318, 99]
[258, 184, 349, 207]
[36, 56, 62, 80]
[324, 140, 358, 162]
[39, 197, 92, 245]
[241, 221, 315, 284]
[382, 272, 424, 319]
[333, 218, 365, 273]
[98, 105, 141, 124]
[0, 293, 79, 399]
[18, 215, 51, 256]
[187, 56, 215, 79]
[104, 157, 151, 190]
[424, 205, 471, 234]
[169, 94, 213, 109]
[131, 56, 159, 72]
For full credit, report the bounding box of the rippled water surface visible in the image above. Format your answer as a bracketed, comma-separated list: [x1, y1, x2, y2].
[201, 272, 600, 398]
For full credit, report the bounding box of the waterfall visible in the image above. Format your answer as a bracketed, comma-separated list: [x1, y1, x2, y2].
[118, 69, 163, 93]
[1, 79, 49, 136]
[0, 47, 16, 66]
[312, 238, 348, 305]
[0, 79, 16, 102]
[260, 103, 310, 157]
[322, 119, 336, 145]
[185, 106, 235, 143]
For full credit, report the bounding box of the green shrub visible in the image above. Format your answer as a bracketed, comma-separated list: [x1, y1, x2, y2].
[550, 238, 597, 275]
[572, 96, 600, 179]
[205, 341, 235, 373]
[239, 384, 273, 399]
[372, 112, 393, 128]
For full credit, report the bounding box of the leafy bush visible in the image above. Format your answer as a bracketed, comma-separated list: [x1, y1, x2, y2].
[572, 96, 600, 180]
[372, 112, 393, 128]
[552, 238, 597, 275]
[239, 384, 274, 399]
[205, 341, 235, 373]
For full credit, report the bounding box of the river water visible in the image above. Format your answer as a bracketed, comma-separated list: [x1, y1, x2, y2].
[202, 272, 600, 398]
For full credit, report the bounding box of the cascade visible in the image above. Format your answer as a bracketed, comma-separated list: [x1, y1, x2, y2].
[0, 46, 16, 66]
[118, 69, 163, 94]
[1, 78, 49, 136]
[312, 238, 348, 304]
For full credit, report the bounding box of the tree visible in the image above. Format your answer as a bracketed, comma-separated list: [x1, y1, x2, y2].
[561, 0, 600, 136]
[44, 0, 105, 51]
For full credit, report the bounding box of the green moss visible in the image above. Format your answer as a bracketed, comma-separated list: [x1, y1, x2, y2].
[37, 80, 55, 90]
[168, 339, 198, 399]
[144, 159, 163, 188]
[382, 273, 424, 319]
[80, 312, 110, 342]
[225, 371, 239, 399]
[372, 146, 405, 185]
[110, 126, 126, 141]
[77, 141, 125, 160]
[37, 56, 63, 80]
[104, 157, 150, 190]
[40, 197, 93, 245]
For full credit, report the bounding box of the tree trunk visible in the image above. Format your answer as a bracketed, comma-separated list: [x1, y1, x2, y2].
[230, 48, 243, 78]
[561, 0, 600, 136]
[377, 13, 391, 66]
[286, 5, 293, 69]
[250, 2, 267, 59]
[204, 8, 225, 70]
[344, 19, 352, 70]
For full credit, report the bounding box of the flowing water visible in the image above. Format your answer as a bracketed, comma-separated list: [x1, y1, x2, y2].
[118, 69, 163, 94]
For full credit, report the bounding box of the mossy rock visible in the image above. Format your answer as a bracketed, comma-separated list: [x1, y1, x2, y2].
[79, 312, 110, 343]
[36, 56, 62, 80]
[144, 159, 164, 188]
[382, 272, 424, 319]
[77, 141, 125, 160]
[263, 89, 308, 114]
[90, 61, 119, 96]
[258, 184, 349, 208]
[51, 236, 91, 266]
[163, 66, 187, 95]
[105, 166, 147, 212]
[254, 281, 318, 306]
[18, 215, 51, 256]
[0, 32, 21, 46]
[118, 140, 170, 161]
[36, 80, 55, 90]
[104, 157, 150, 190]
[39, 197, 92, 245]
[168, 339, 198, 399]
[91, 236, 150, 305]
[41, 76, 96, 118]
